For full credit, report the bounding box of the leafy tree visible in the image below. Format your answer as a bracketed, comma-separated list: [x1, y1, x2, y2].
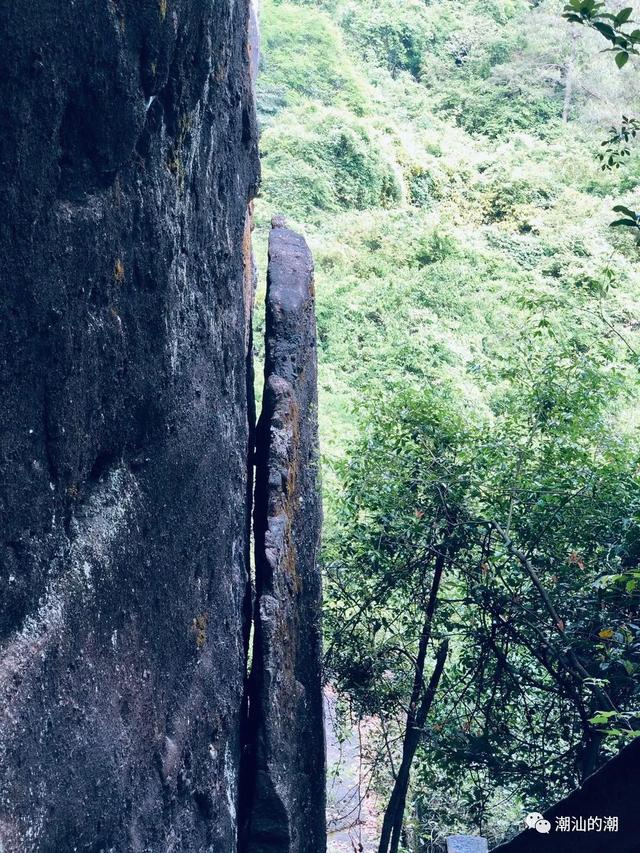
[326, 390, 477, 852]
[564, 1, 640, 235]
[261, 107, 401, 220]
[563, 0, 640, 68]
[339, 0, 433, 79]
[326, 343, 640, 846]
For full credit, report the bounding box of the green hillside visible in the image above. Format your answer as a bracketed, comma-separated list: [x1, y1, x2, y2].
[255, 0, 640, 847]
[255, 0, 640, 465]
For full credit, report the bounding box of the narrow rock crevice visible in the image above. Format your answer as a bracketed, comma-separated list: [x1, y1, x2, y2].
[0, 0, 326, 848]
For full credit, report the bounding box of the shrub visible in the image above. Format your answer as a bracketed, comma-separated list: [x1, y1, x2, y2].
[261, 107, 402, 220]
[258, 0, 365, 120]
[340, 0, 433, 79]
[438, 79, 561, 139]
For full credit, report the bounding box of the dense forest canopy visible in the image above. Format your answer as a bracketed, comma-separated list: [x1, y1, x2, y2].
[255, 0, 640, 849]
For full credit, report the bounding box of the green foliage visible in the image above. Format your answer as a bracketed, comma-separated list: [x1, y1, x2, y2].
[481, 169, 556, 226]
[260, 107, 402, 220]
[325, 386, 472, 711]
[438, 79, 562, 139]
[258, 0, 366, 121]
[326, 346, 640, 839]
[339, 0, 433, 78]
[611, 203, 640, 232]
[407, 165, 437, 207]
[563, 0, 640, 68]
[255, 0, 640, 844]
[599, 116, 640, 170]
[563, 0, 640, 232]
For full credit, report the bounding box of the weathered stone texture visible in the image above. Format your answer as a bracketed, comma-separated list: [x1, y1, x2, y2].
[0, 1, 258, 850]
[245, 219, 325, 853]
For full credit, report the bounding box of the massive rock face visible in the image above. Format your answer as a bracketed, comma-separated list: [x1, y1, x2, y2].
[0, 1, 259, 850]
[244, 219, 326, 853]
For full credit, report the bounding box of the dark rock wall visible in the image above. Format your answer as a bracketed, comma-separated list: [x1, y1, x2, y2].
[0, 0, 258, 850]
[492, 737, 640, 853]
[245, 219, 326, 853]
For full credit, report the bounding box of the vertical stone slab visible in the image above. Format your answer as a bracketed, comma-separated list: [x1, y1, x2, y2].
[247, 218, 326, 852]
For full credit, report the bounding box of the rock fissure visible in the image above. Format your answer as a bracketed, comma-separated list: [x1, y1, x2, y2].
[0, 1, 326, 850]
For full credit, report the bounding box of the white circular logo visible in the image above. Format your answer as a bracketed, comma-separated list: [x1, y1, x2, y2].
[525, 812, 544, 829]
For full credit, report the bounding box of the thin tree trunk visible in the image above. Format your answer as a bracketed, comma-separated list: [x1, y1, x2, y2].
[562, 32, 578, 123]
[378, 640, 449, 853]
[578, 729, 604, 782]
[377, 553, 442, 853]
